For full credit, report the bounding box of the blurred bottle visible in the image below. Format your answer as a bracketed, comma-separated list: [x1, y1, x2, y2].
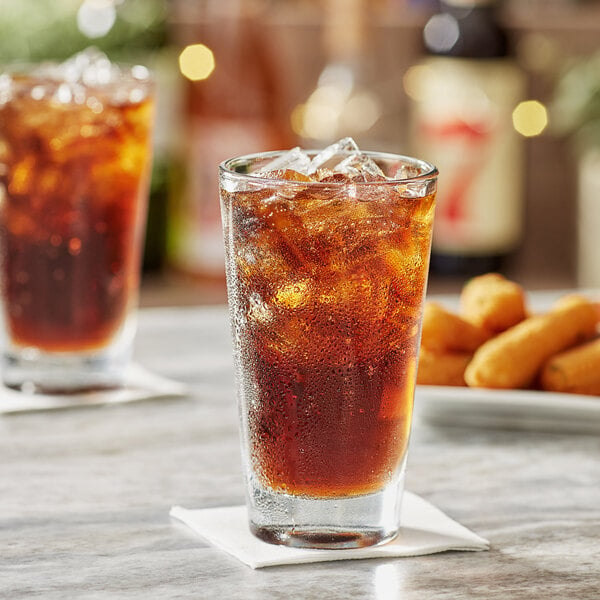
[577, 147, 600, 289]
[292, 0, 394, 151]
[407, 0, 526, 276]
[143, 48, 180, 273]
[167, 0, 294, 279]
[143, 159, 169, 272]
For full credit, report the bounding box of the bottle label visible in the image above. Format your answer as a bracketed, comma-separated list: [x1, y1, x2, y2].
[411, 57, 525, 255]
[168, 118, 273, 276]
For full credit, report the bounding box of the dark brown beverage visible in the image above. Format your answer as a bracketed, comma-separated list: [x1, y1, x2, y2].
[0, 65, 154, 353]
[221, 151, 435, 499]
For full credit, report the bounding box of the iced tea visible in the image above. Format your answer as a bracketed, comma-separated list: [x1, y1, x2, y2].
[221, 142, 436, 517]
[0, 50, 154, 390]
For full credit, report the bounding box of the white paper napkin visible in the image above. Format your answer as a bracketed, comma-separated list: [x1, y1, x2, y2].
[170, 491, 489, 569]
[0, 363, 187, 414]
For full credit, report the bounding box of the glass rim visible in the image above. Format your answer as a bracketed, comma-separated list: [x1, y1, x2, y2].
[219, 149, 438, 187]
[0, 60, 154, 89]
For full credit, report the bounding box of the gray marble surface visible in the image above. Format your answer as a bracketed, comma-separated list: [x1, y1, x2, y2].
[1, 306, 599, 599]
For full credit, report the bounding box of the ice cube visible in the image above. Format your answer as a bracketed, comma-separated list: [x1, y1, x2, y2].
[308, 137, 359, 173]
[247, 292, 274, 325]
[333, 153, 386, 182]
[32, 48, 119, 89]
[313, 170, 350, 183]
[252, 146, 312, 177]
[397, 181, 434, 199]
[389, 160, 437, 197]
[63, 47, 116, 86]
[392, 163, 422, 181]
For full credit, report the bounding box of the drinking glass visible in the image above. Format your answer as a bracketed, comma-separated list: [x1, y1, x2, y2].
[0, 50, 154, 392]
[220, 146, 437, 548]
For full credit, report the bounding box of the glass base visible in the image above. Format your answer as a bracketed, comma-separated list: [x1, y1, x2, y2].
[2, 347, 129, 394]
[246, 474, 405, 550]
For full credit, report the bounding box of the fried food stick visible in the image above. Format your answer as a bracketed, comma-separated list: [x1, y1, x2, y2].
[540, 337, 600, 396]
[460, 273, 527, 333]
[464, 295, 598, 390]
[417, 348, 471, 387]
[421, 302, 491, 353]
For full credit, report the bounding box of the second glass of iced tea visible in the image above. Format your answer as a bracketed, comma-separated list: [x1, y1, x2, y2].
[220, 140, 437, 549]
[0, 50, 154, 392]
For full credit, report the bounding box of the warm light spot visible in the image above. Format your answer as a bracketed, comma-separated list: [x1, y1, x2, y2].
[512, 100, 548, 137]
[292, 83, 380, 141]
[295, 85, 346, 140]
[68, 237, 82, 256]
[9, 159, 33, 195]
[290, 103, 307, 137]
[341, 92, 380, 133]
[274, 281, 309, 309]
[179, 44, 215, 81]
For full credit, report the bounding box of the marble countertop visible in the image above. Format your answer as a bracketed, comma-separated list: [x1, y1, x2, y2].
[2, 306, 599, 599]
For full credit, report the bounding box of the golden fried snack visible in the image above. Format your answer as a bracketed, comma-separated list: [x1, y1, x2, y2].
[464, 295, 598, 390]
[460, 273, 527, 333]
[417, 348, 471, 387]
[540, 337, 600, 396]
[421, 302, 491, 353]
[554, 293, 595, 312]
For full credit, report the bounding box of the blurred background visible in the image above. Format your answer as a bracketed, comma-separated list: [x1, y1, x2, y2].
[1, 0, 599, 305]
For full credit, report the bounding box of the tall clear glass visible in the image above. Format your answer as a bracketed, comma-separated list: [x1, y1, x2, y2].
[0, 52, 154, 393]
[220, 149, 437, 549]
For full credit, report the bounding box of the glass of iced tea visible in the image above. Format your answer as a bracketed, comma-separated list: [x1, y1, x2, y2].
[0, 49, 154, 392]
[219, 139, 437, 549]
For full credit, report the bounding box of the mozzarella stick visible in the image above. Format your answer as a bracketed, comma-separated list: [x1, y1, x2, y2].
[421, 302, 491, 353]
[540, 337, 600, 396]
[460, 273, 527, 333]
[464, 296, 598, 389]
[417, 348, 471, 387]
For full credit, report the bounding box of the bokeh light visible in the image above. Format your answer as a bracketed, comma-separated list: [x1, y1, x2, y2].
[77, 0, 118, 39]
[291, 64, 380, 141]
[512, 100, 549, 137]
[178, 44, 215, 81]
[423, 13, 459, 54]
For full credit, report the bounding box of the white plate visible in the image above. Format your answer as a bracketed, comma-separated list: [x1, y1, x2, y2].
[415, 289, 600, 433]
[415, 385, 600, 434]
